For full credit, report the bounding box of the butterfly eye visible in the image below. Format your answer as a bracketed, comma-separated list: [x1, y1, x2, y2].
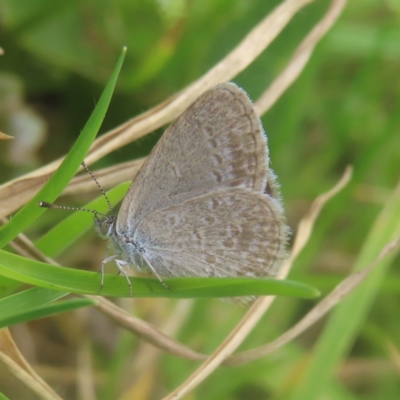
[100, 221, 108, 235]
[100, 220, 112, 237]
[94, 215, 114, 238]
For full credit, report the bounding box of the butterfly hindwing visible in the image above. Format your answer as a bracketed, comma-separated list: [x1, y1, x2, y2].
[132, 187, 288, 279]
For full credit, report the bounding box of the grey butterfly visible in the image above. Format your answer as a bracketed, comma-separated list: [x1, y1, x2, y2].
[94, 82, 289, 295]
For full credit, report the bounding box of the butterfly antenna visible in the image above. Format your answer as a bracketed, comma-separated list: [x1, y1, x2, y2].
[38, 201, 107, 219]
[81, 161, 114, 215]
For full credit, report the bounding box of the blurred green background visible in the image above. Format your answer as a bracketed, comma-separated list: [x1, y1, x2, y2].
[0, 0, 399, 399]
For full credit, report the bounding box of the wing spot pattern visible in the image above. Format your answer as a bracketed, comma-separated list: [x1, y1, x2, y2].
[211, 170, 223, 183]
[208, 198, 219, 210]
[211, 153, 223, 165]
[204, 125, 214, 137]
[208, 138, 219, 149]
[206, 254, 216, 264]
[223, 238, 235, 248]
[204, 215, 216, 224]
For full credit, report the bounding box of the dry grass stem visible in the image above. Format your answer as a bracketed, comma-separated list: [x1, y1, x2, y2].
[226, 236, 400, 366]
[286, 165, 352, 269]
[0, 329, 63, 400]
[255, 0, 347, 114]
[163, 296, 276, 400]
[0, 0, 311, 219]
[162, 165, 352, 399]
[76, 338, 96, 400]
[120, 300, 195, 398]
[91, 296, 206, 361]
[61, 160, 143, 197]
[0, 131, 14, 140]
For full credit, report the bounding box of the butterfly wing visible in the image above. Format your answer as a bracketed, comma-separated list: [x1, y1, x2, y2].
[132, 187, 288, 279]
[117, 83, 273, 233]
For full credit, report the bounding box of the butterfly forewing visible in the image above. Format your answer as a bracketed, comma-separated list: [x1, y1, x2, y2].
[117, 83, 270, 234]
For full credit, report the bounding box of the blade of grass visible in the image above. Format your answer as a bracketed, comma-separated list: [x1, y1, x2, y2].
[0, 298, 96, 329]
[288, 179, 400, 400]
[0, 287, 67, 321]
[35, 182, 129, 257]
[0, 250, 319, 299]
[0, 47, 126, 249]
[0, 287, 94, 330]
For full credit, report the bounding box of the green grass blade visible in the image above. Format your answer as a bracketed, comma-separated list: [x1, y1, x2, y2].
[35, 182, 129, 257]
[0, 298, 97, 329]
[0, 287, 68, 322]
[0, 287, 96, 329]
[0, 47, 127, 249]
[289, 180, 400, 400]
[0, 250, 319, 299]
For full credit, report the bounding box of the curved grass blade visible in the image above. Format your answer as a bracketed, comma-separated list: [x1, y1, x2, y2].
[0, 287, 96, 329]
[0, 287, 67, 321]
[0, 250, 319, 299]
[0, 298, 96, 329]
[0, 47, 127, 249]
[35, 182, 129, 257]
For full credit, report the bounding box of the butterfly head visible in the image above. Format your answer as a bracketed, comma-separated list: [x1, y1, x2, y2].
[94, 213, 116, 239]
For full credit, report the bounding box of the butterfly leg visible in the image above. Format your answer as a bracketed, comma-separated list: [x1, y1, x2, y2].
[115, 259, 133, 297]
[98, 254, 118, 294]
[142, 253, 171, 290]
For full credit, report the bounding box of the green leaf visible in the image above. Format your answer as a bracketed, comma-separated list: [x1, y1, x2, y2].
[0, 287, 67, 321]
[0, 250, 319, 299]
[0, 47, 126, 249]
[35, 182, 129, 257]
[0, 287, 96, 329]
[0, 297, 96, 329]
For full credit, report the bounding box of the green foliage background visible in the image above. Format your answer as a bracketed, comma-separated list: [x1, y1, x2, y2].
[0, 0, 399, 399]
